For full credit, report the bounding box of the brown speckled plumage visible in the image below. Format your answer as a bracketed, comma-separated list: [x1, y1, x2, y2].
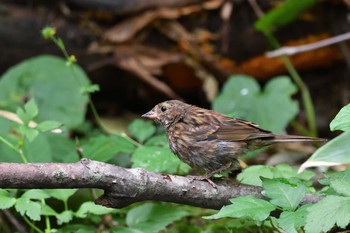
[142, 100, 324, 180]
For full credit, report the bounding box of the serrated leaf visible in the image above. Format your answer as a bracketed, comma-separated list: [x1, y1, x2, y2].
[213, 75, 298, 134]
[255, 0, 316, 33]
[37, 121, 62, 132]
[82, 134, 136, 162]
[131, 146, 190, 174]
[15, 197, 41, 221]
[204, 196, 276, 222]
[330, 179, 350, 197]
[262, 177, 306, 211]
[330, 103, 350, 132]
[305, 196, 350, 233]
[128, 119, 156, 143]
[75, 201, 114, 218]
[0, 189, 16, 209]
[45, 189, 78, 202]
[40, 203, 57, 216]
[278, 204, 311, 233]
[57, 210, 74, 224]
[299, 131, 350, 172]
[144, 134, 168, 147]
[126, 203, 189, 233]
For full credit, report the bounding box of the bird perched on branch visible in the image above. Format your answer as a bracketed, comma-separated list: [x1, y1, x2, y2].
[142, 100, 324, 185]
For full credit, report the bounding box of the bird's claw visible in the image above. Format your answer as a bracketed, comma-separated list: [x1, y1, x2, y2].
[188, 175, 218, 189]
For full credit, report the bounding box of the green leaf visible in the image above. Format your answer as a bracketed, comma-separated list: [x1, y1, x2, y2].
[45, 189, 78, 202]
[299, 131, 350, 171]
[57, 210, 74, 224]
[19, 125, 39, 142]
[213, 75, 298, 134]
[238, 164, 314, 187]
[112, 227, 144, 233]
[330, 103, 350, 132]
[126, 203, 189, 233]
[262, 177, 306, 211]
[0, 189, 16, 209]
[305, 196, 350, 233]
[131, 146, 190, 174]
[75, 201, 114, 218]
[82, 135, 136, 162]
[37, 121, 62, 132]
[330, 179, 350, 197]
[128, 119, 156, 143]
[81, 84, 100, 94]
[22, 189, 50, 199]
[40, 203, 57, 216]
[255, 0, 316, 33]
[237, 165, 274, 186]
[204, 196, 276, 222]
[144, 134, 168, 147]
[278, 204, 310, 233]
[0, 55, 90, 129]
[16, 99, 39, 125]
[15, 197, 41, 221]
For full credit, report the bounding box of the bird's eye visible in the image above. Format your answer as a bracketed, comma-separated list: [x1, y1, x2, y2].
[161, 106, 167, 112]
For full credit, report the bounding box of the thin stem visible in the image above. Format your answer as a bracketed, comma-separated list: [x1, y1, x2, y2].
[23, 216, 44, 233]
[265, 32, 317, 137]
[0, 136, 28, 163]
[41, 199, 51, 233]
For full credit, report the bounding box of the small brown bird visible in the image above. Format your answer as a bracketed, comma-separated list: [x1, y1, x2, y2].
[142, 100, 324, 184]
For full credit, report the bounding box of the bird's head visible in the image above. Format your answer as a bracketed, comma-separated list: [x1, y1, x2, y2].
[142, 100, 189, 128]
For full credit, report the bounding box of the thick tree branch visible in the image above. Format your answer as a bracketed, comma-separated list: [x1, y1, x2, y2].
[0, 159, 322, 210]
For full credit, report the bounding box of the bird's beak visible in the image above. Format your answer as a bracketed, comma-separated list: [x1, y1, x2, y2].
[142, 110, 158, 119]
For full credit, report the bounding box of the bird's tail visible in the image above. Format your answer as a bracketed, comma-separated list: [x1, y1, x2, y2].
[272, 135, 326, 142]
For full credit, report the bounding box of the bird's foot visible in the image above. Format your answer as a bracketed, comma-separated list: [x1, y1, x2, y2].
[187, 175, 218, 189]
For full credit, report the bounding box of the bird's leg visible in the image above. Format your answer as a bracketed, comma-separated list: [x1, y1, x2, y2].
[188, 162, 233, 188]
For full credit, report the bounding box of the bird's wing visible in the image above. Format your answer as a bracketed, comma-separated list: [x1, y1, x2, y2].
[183, 106, 274, 142]
[213, 118, 274, 141]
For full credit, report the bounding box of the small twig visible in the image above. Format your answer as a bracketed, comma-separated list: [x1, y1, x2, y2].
[266, 31, 350, 58]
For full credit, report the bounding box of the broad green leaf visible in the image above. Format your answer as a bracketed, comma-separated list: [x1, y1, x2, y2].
[23, 133, 53, 162]
[262, 177, 306, 211]
[131, 146, 190, 174]
[237, 165, 274, 186]
[213, 75, 298, 134]
[81, 84, 100, 94]
[238, 164, 314, 187]
[0, 189, 16, 209]
[128, 119, 156, 143]
[82, 134, 136, 162]
[126, 203, 189, 233]
[75, 201, 114, 218]
[305, 196, 350, 233]
[55, 224, 96, 233]
[330, 103, 350, 131]
[15, 197, 41, 221]
[37, 121, 62, 132]
[144, 134, 168, 147]
[278, 204, 311, 233]
[255, 0, 316, 33]
[0, 55, 90, 129]
[45, 189, 78, 202]
[204, 196, 276, 222]
[299, 131, 350, 172]
[330, 179, 350, 197]
[46, 133, 80, 163]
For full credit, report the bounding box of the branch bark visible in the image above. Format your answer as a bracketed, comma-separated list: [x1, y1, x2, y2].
[0, 159, 322, 210]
